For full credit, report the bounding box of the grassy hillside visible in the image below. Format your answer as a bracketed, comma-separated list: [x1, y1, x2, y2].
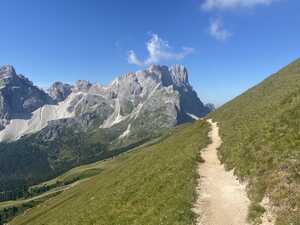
[211, 58, 300, 224]
[9, 120, 209, 225]
[0, 119, 159, 193]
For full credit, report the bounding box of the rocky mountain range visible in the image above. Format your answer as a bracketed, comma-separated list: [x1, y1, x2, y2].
[0, 64, 211, 142]
[0, 64, 212, 191]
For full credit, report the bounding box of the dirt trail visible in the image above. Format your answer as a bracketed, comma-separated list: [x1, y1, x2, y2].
[194, 119, 250, 225]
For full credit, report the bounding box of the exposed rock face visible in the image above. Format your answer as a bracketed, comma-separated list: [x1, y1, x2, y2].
[0, 65, 53, 129]
[47, 82, 72, 103]
[0, 64, 211, 142]
[74, 80, 92, 92]
[205, 103, 216, 112]
[169, 65, 211, 119]
[169, 64, 189, 87]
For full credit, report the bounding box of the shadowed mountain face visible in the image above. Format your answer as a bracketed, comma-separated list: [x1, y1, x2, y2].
[47, 81, 72, 103]
[0, 64, 212, 192]
[0, 65, 53, 129]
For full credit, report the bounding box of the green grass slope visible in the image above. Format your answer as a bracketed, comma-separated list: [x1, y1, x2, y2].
[211, 58, 300, 224]
[10, 121, 209, 225]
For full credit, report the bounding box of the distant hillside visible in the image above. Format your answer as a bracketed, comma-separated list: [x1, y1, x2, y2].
[211, 58, 300, 224]
[9, 121, 209, 225]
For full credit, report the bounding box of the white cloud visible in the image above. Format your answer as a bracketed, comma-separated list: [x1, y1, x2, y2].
[128, 50, 143, 66]
[128, 34, 194, 66]
[209, 18, 232, 41]
[202, 0, 275, 10]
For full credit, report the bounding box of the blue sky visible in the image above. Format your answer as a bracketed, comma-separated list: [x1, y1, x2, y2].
[0, 0, 299, 106]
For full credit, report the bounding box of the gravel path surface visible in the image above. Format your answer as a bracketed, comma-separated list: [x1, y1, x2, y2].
[194, 119, 250, 225]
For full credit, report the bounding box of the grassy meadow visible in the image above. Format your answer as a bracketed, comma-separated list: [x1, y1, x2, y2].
[10, 120, 209, 225]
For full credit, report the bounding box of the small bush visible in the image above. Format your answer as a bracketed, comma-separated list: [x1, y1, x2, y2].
[248, 203, 266, 224]
[196, 154, 205, 163]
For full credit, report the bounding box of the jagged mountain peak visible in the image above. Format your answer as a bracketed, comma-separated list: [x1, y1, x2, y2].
[62, 64, 191, 95]
[0, 64, 211, 142]
[114, 64, 190, 88]
[147, 64, 169, 73]
[0, 65, 53, 130]
[146, 64, 190, 87]
[48, 81, 73, 102]
[73, 80, 92, 92]
[0, 65, 36, 87]
[0, 65, 17, 79]
[169, 64, 189, 87]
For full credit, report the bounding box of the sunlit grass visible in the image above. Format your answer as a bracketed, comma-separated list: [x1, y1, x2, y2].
[10, 121, 209, 225]
[211, 58, 300, 224]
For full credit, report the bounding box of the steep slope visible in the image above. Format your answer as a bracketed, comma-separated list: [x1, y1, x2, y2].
[0, 64, 211, 194]
[211, 58, 300, 224]
[9, 121, 210, 225]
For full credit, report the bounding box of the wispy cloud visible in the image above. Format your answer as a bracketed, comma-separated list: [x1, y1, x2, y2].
[202, 0, 276, 11]
[128, 50, 143, 66]
[203, 0, 279, 41]
[209, 18, 232, 41]
[128, 34, 194, 66]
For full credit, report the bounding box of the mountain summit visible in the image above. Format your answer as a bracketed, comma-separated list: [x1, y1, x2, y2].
[0, 65, 16, 78]
[0, 65, 52, 130]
